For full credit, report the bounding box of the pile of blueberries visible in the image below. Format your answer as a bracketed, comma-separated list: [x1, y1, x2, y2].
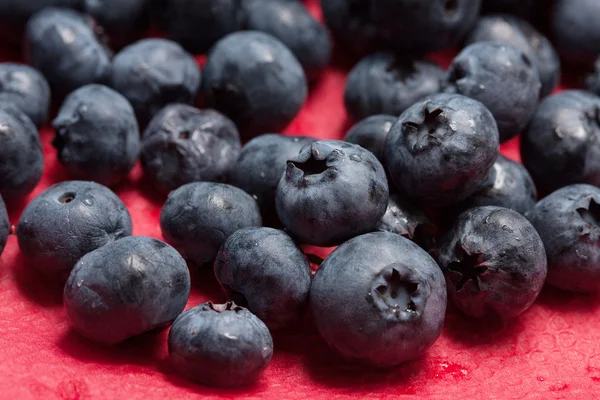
[2, 0, 600, 389]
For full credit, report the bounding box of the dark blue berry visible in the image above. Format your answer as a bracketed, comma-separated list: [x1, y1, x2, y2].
[141, 104, 241, 194]
[17, 181, 132, 278]
[83, 0, 150, 48]
[0, 63, 50, 127]
[344, 114, 395, 164]
[168, 302, 273, 388]
[52, 84, 140, 186]
[64, 236, 190, 344]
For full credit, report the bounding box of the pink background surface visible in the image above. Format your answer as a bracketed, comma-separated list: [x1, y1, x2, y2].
[0, 1, 598, 399]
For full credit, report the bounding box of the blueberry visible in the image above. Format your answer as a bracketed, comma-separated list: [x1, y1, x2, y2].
[0, 195, 8, 257]
[64, 236, 190, 344]
[214, 227, 311, 330]
[141, 105, 241, 194]
[344, 115, 395, 164]
[17, 181, 132, 278]
[311, 232, 446, 366]
[437, 206, 546, 319]
[168, 302, 273, 388]
[242, 0, 331, 79]
[276, 140, 388, 247]
[520, 90, 600, 195]
[370, 0, 481, 54]
[83, 0, 150, 48]
[384, 93, 499, 207]
[0, 108, 43, 203]
[549, 0, 600, 66]
[527, 184, 600, 292]
[459, 155, 537, 215]
[202, 31, 307, 138]
[157, 0, 244, 54]
[445, 41, 541, 142]
[160, 182, 262, 268]
[344, 53, 445, 121]
[376, 195, 436, 247]
[25, 8, 111, 97]
[0, 63, 50, 127]
[111, 38, 201, 126]
[465, 14, 560, 97]
[52, 84, 140, 186]
[230, 134, 316, 226]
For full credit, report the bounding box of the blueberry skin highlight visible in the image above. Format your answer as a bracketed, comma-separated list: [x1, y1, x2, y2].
[384, 93, 499, 207]
[52, 84, 140, 187]
[276, 140, 389, 247]
[371, 0, 481, 54]
[345, 53, 445, 121]
[141, 105, 241, 194]
[25, 8, 111, 97]
[160, 182, 262, 269]
[437, 206, 547, 319]
[65, 236, 190, 345]
[230, 134, 316, 226]
[0, 63, 50, 127]
[465, 14, 560, 97]
[168, 302, 273, 388]
[344, 114, 395, 164]
[311, 232, 446, 367]
[520, 90, 600, 196]
[528, 184, 600, 292]
[460, 155, 537, 215]
[0, 195, 8, 257]
[17, 181, 132, 278]
[0, 108, 43, 202]
[111, 38, 201, 126]
[445, 41, 541, 142]
[202, 31, 308, 138]
[157, 0, 244, 54]
[242, 0, 331, 79]
[83, 0, 150, 48]
[214, 227, 311, 330]
[376, 195, 435, 246]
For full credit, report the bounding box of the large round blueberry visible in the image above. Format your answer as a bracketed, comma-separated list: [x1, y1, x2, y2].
[64, 236, 190, 345]
[0, 63, 50, 127]
[141, 105, 241, 194]
[0, 195, 8, 257]
[370, 0, 481, 54]
[549, 0, 600, 66]
[17, 181, 132, 278]
[25, 8, 111, 97]
[160, 182, 262, 268]
[445, 41, 541, 142]
[320, 0, 381, 57]
[230, 134, 316, 226]
[111, 38, 201, 126]
[528, 184, 600, 292]
[520, 90, 600, 195]
[384, 93, 499, 207]
[344, 115, 395, 164]
[465, 14, 560, 97]
[344, 53, 445, 121]
[214, 227, 311, 330]
[168, 302, 273, 388]
[459, 155, 537, 215]
[276, 140, 388, 247]
[202, 31, 307, 138]
[0, 108, 43, 203]
[83, 0, 150, 48]
[242, 0, 331, 79]
[52, 84, 140, 186]
[311, 232, 446, 367]
[157, 0, 244, 54]
[437, 206, 547, 319]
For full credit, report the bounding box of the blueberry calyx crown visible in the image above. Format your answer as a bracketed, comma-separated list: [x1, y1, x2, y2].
[446, 245, 487, 292]
[207, 301, 244, 313]
[286, 143, 338, 186]
[402, 107, 445, 153]
[368, 264, 430, 322]
[576, 196, 600, 241]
